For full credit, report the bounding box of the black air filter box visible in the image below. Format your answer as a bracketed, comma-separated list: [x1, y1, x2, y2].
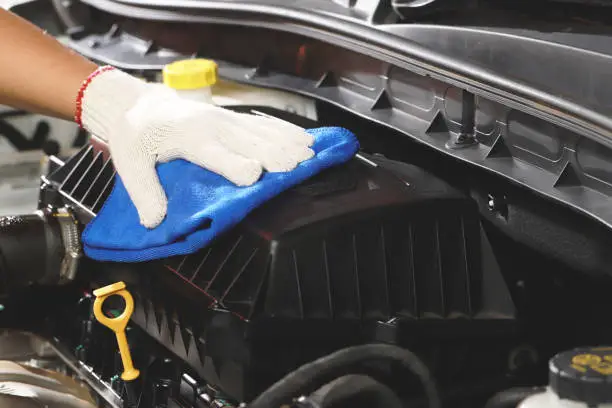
[44, 107, 515, 401]
[170, 154, 488, 323]
[94, 155, 514, 400]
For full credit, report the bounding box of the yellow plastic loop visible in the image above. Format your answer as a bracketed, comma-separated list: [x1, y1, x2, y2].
[92, 282, 140, 382]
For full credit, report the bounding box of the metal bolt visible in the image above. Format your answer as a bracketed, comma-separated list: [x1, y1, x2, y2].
[488, 196, 496, 211]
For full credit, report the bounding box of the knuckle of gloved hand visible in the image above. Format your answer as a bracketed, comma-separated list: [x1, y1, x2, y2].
[139, 120, 176, 145]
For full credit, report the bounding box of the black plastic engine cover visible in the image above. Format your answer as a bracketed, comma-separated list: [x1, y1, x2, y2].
[163, 155, 484, 321]
[42, 106, 516, 401]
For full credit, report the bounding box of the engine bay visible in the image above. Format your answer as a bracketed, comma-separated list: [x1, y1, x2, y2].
[3, 1, 612, 408]
[0, 103, 610, 408]
[54, 106, 518, 402]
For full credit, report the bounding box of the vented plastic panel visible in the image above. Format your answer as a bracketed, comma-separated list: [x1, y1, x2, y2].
[45, 145, 115, 217]
[46, 143, 495, 321]
[160, 161, 486, 322]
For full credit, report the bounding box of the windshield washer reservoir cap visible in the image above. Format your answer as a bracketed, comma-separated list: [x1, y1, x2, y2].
[163, 59, 218, 90]
[550, 346, 612, 406]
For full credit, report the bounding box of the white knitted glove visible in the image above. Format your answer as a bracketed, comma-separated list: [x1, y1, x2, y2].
[80, 68, 314, 228]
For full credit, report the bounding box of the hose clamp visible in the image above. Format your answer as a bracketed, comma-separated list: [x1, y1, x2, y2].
[55, 207, 82, 282]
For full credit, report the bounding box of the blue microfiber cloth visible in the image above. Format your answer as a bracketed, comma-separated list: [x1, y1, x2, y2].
[82, 127, 359, 262]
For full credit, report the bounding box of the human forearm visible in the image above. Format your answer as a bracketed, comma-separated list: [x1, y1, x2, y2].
[0, 10, 97, 120]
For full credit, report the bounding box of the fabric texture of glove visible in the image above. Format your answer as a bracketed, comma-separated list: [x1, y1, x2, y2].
[80, 68, 315, 228]
[82, 127, 359, 262]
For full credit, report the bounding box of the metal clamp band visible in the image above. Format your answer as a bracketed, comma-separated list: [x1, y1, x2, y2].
[54, 207, 82, 283]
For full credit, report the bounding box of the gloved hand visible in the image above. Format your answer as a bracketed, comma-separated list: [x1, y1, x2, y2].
[79, 67, 314, 228]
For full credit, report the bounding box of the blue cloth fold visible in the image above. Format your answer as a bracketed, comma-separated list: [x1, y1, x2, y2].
[82, 127, 359, 262]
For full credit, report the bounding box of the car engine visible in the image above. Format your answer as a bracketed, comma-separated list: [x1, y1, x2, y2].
[0, 106, 521, 407]
[0, 103, 604, 408]
[3, 1, 612, 408]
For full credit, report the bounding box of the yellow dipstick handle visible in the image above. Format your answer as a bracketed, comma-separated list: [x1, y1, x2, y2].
[92, 282, 140, 382]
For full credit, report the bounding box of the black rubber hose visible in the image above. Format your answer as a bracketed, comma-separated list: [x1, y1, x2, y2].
[308, 375, 404, 408]
[247, 344, 440, 408]
[0, 211, 63, 294]
[484, 387, 545, 408]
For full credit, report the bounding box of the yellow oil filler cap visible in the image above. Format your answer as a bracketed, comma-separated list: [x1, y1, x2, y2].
[162, 58, 218, 90]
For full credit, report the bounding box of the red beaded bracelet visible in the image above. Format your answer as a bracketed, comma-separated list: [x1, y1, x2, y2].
[74, 65, 116, 128]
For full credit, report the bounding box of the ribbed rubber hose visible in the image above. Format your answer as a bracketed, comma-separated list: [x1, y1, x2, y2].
[247, 344, 441, 408]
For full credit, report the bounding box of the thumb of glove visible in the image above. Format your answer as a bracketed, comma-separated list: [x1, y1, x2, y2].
[111, 143, 168, 228]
